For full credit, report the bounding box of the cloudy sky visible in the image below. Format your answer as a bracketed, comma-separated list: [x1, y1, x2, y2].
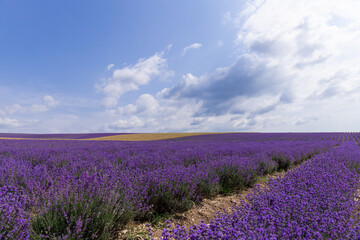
[1, 0, 360, 133]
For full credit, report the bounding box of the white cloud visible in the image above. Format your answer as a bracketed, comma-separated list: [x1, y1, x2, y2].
[118, 94, 159, 115]
[105, 92, 205, 132]
[96, 51, 171, 108]
[162, 54, 286, 116]
[5, 104, 21, 115]
[106, 64, 115, 71]
[181, 43, 202, 57]
[222, 11, 232, 25]
[4, 95, 59, 115]
[217, 40, 224, 46]
[227, 0, 360, 130]
[235, 0, 360, 101]
[134, 94, 159, 114]
[111, 116, 144, 129]
[0, 93, 63, 132]
[30, 104, 49, 113]
[43, 95, 59, 107]
[0, 116, 20, 128]
[139, 0, 360, 132]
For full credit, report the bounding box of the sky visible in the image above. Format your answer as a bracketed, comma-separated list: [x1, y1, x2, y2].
[1, 0, 360, 133]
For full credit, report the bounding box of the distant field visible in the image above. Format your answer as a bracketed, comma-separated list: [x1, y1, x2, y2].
[86, 132, 225, 141]
[0, 133, 223, 141]
[0, 133, 131, 140]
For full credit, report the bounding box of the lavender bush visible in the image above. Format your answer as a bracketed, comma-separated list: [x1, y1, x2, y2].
[0, 185, 30, 240]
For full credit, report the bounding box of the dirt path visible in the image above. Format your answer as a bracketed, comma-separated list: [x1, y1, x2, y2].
[118, 171, 286, 240]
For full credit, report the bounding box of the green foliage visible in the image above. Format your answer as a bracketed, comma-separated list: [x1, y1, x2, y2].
[347, 160, 360, 173]
[298, 152, 316, 164]
[244, 169, 258, 188]
[183, 157, 202, 167]
[218, 166, 252, 194]
[257, 160, 277, 175]
[149, 191, 194, 216]
[195, 178, 219, 200]
[272, 154, 290, 171]
[141, 183, 195, 222]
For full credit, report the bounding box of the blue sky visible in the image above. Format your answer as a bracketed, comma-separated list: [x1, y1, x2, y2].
[1, 0, 360, 133]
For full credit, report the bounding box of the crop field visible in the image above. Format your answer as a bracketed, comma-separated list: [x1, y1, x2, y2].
[0, 133, 131, 140]
[0, 133, 224, 141]
[0, 132, 360, 239]
[86, 132, 227, 141]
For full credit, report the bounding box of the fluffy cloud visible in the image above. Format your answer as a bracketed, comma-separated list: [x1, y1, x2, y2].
[110, 116, 145, 129]
[5, 95, 59, 115]
[5, 104, 22, 115]
[163, 54, 288, 117]
[0, 110, 20, 128]
[238, 0, 360, 97]
[101, 0, 360, 133]
[181, 43, 202, 57]
[43, 95, 59, 107]
[29, 104, 49, 113]
[96, 51, 171, 108]
[106, 64, 115, 71]
[222, 11, 232, 25]
[106, 93, 204, 132]
[107, 90, 280, 132]
[118, 94, 159, 116]
[157, 0, 360, 131]
[0, 116, 20, 128]
[0, 94, 60, 132]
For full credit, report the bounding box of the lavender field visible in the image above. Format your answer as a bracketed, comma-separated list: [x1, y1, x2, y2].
[0, 133, 359, 239]
[0, 133, 130, 139]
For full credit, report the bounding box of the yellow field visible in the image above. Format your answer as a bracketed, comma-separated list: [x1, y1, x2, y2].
[86, 132, 224, 141]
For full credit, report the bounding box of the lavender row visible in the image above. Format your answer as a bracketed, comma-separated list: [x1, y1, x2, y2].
[171, 132, 341, 142]
[0, 133, 339, 239]
[0, 133, 130, 139]
[162, 140, 360, 239]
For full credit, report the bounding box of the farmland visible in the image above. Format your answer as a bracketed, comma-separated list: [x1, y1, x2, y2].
[0, 132, 359, 239]
[85, 133, 227, 141]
